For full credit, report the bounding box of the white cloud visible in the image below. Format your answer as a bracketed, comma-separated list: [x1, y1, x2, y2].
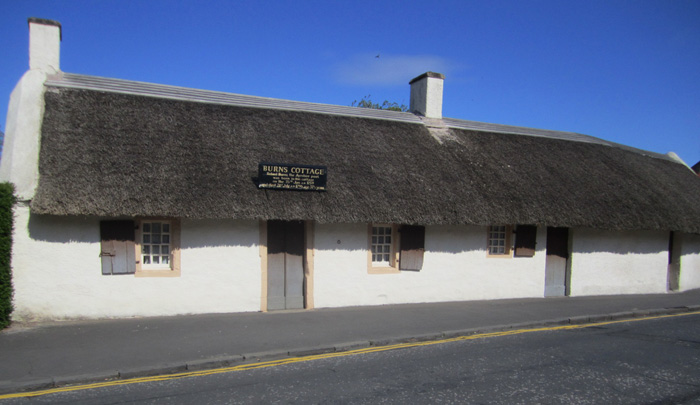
[333, 54, 454, 86]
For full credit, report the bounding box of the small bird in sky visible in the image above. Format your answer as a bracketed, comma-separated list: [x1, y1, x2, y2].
[375, 53, 380, 58]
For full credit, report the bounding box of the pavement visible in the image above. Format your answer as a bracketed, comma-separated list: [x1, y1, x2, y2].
[1, 289, 700, 395]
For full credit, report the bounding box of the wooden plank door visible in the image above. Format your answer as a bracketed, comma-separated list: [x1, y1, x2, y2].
[399, 225, 425, 271]
[668, 232, 681, 291]
[267, 220, 305, 310]
[545, 227, 569, 297]
[100, 220, 136, 275]
[283, 220, 305, 309]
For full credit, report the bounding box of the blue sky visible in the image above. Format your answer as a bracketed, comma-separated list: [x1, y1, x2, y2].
[1, 0, 699, 165]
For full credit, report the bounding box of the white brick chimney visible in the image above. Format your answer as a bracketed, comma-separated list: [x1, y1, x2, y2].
[28, 17, 62, 73]
[0, 18, 62, 199]
[409, 72, 445, 119]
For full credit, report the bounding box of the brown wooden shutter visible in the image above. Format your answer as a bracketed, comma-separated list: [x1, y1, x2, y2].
[514, 225, 537, 257]
[399, 225, 425, 271]
[100, 220, 136, 275]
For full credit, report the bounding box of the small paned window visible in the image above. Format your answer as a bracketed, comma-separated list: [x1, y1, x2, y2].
[488, 225, 510, 255]
[371, 225, 393, 265]
[141, 221, 171, 268]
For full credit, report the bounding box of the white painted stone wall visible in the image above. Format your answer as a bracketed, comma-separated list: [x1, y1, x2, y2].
[680, 233, 700, 291]
[11, 213, 691, 320]
[568, 228, 668, 296]
[11, 207, 261, 321]
[313, 224, 548, 308]
[0, 70, 48, 199]
[1, 19, 61, 199]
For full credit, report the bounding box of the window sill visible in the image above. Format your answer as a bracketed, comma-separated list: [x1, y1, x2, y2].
[368, 266, 400, 274]
[486, 253, 513, 259]
[135, 269, 181, 278]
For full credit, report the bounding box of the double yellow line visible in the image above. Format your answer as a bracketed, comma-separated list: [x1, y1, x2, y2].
[2, 310, 698, 400]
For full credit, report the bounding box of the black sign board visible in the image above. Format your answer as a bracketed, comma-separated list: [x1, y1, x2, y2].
[258, 163, 327, 191]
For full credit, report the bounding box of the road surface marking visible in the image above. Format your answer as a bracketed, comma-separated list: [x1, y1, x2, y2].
[1, 310, 698, 399]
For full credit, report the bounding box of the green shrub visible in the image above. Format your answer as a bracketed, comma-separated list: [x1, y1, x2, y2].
[0, 182, 15, 329]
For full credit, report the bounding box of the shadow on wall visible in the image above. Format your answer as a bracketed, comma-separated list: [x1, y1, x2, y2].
[313, 224, 485, 256]
[26, 215, 671, 256]
[421, 226, 669, 256]
[314, 225, 671, 257]
[571, 229, 668, 255]
[28, 214, 259, 249]
[28, 214, 100, 243]
[179, 219, 258, 250]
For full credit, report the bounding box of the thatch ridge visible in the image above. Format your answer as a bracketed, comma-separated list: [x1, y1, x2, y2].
[31, 88, 700, 233]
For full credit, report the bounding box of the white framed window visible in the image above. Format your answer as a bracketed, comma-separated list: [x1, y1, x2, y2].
[135, 218, 181, 277]
[367, 224, 427, 273]
[488, 225, 512, 256]
[141, 221, 172, 269]
[368, 224, 399, 274]
[371, 225, 394, 266]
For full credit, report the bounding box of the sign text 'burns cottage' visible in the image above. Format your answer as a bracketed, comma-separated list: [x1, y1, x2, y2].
[258, 163, 327, 191]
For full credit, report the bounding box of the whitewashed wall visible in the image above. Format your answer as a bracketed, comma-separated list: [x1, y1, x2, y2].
[0, 70, 47, 199]
[1, 19, 61, 200]
[680, 233, 700, 291]
[313, 224, 548, 308]
[568, 228, 668, 296]
[11, 207, 261, 321]
[12, 213, 691, 320]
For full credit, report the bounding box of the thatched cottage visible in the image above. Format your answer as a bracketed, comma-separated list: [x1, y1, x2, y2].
[2, 19, 700, 320]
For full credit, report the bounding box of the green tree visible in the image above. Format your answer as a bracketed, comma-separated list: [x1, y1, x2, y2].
[351, 95, 409, 112]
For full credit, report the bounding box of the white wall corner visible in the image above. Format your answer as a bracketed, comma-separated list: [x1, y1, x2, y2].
[0, 65, 49, 200]
[0, 18, 60, 199]
[409, 72, 445, 119]
[28, 18, 62, 74]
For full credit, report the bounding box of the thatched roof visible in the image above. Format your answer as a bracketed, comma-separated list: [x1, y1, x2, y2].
[31, 73, 700, 233]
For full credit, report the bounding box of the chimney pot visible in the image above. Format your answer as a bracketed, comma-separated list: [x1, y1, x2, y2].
[28, 17, 62, 73]
[409, 72, 445, 119]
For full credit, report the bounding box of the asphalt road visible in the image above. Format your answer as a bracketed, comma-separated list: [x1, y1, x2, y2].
[3, 313, 700, 404]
